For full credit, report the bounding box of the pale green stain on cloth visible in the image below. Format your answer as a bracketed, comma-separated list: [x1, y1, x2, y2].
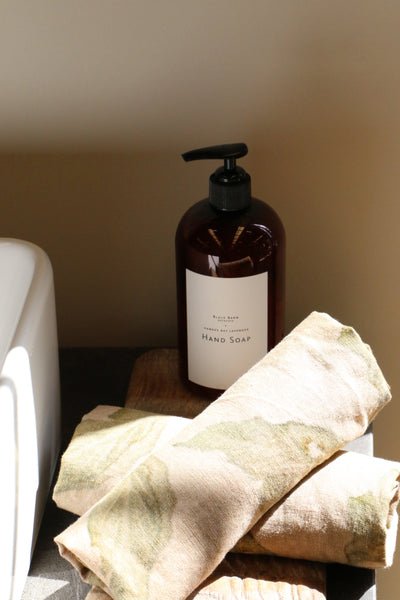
[345, 492, 386, 565]
[87, 455, 176, 600]
[345, 469, 399, 566]
[175, 418, 343, 508]
[55, 410, 171, 493]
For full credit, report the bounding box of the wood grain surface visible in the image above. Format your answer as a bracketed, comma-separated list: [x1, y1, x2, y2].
[126, 348, 211, 417]
[125, 348, 327, 600]
[190, 554, 326, 600]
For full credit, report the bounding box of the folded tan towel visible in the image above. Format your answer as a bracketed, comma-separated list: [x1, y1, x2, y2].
[53, 405, 400, 568]
[55, 312, 391, 600]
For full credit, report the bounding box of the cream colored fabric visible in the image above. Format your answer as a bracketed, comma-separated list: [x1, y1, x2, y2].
[53, 405, 400, 569]
[55, 312, 391, 600]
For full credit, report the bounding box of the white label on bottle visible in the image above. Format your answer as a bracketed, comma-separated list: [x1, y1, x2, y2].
[186, 269, 268, 390]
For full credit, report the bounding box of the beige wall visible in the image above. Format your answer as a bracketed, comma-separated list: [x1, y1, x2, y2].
[1, 2, 399, 595]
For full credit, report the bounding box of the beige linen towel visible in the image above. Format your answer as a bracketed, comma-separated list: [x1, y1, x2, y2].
[55, 312, 391, 600]
[53, 405, 400, 568]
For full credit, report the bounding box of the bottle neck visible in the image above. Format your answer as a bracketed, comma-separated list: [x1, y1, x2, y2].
[209, 167, 251, 211]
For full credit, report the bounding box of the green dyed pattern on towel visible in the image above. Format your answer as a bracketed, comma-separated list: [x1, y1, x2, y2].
[175, 418, 343, 508]
[345, 491, 386, 566]
[344, 468, 398, 566]
[88, 455, 176, 600]
[55, 411, 171, 493]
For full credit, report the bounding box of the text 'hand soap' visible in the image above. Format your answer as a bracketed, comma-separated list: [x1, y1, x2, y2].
[175, 143, 285, 397]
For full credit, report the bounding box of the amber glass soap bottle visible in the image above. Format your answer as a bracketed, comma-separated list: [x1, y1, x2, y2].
[175, 143, 285, 398]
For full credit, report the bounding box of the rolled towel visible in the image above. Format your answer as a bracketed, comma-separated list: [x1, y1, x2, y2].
[236, 450, 400, 569]
[53, 405, 400, 568]
[55, 312, 391, 600]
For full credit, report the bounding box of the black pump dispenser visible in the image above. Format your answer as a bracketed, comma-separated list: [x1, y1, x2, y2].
[182, 143, 251, 211]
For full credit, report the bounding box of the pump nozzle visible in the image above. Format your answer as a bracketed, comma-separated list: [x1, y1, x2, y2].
[182, 143, 251, 211]
[182, 143, 248, 166]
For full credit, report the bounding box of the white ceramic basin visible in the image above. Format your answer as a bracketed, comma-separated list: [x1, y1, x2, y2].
[0, 239, 61, 600]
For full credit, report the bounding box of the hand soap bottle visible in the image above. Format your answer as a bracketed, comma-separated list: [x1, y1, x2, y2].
[175, 143, 285, 398]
